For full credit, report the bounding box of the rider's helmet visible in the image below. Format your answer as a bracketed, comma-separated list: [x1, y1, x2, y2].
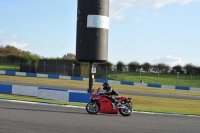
[102, 83, 110, 91]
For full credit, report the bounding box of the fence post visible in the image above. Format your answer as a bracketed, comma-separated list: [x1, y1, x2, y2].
[157, 67, 159, 84]
[122, 70, 123, 81]
[43, 61, 45, 73]
[72, 63, 75, 76]
[176, 72, 179, 86]
[29, 61, 31, 72]
[56, 62, 57, 74]
[190, 73, 192, 87]
[105, 66, 107, 79]
[15, 60, 16, 71]
[64, 63, 65, 75]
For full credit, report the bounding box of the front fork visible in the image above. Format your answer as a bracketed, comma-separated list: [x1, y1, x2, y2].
[129, 101, 133, 112]
[91, 100, 98, 107]
[92, 102, 97, 107]
[129, 101, 133, 106]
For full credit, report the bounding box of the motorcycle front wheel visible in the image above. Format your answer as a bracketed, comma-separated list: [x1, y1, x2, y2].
[86, 102, 100, 114]
[119, 104, 132, 116]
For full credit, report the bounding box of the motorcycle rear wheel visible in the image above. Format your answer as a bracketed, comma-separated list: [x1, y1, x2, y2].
[119, 104, 132, 116]
[86, 102, 100, 114]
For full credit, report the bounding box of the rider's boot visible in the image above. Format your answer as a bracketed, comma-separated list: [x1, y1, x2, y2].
[114, 99, 121, 107]
[116, 102, 121, 107]
[111, 103, 116, 109]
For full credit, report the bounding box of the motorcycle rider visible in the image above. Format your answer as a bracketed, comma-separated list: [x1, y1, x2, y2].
[102, 83, 121, 109]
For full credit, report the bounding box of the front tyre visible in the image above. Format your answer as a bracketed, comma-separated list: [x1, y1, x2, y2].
[119, 104, 132, 116]
[86, 102, 100, 114]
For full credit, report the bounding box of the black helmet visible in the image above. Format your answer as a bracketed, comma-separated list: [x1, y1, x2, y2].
[102, 83, 109, 90]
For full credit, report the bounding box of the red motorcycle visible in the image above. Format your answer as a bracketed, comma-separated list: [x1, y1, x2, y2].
[86, 88, 133, 116]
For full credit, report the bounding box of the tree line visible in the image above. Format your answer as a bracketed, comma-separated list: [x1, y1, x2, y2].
[0, 45, 40, 64]
[113, 61, 200, 75]
[0, 45, 77, 64]
[1, 45, 199, 75]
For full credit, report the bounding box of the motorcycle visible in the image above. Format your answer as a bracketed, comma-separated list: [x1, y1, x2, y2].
[86, 88, 133, 116]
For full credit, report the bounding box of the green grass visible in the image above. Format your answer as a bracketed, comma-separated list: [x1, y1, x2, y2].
[108, 71, 200, 88]
[128, 95, 200, 116]
[0, 63, 20, 71]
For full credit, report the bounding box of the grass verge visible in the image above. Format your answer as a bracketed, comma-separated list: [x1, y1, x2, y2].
[127, 95, 200, 116]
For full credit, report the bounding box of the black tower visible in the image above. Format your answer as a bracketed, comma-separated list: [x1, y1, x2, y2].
[76, 0, 109, 63]
[76, 0, 109, 93]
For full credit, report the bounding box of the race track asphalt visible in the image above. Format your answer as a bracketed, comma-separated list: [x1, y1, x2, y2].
[0, 100, 200, 133]
[1, 80, 200, 100]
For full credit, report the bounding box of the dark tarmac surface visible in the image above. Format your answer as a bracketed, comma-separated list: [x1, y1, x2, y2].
[0, 100, 200, 133]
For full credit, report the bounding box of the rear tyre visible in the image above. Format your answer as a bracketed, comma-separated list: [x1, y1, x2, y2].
[119, 104, 132, 116]
[86, 102, 100, 114]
